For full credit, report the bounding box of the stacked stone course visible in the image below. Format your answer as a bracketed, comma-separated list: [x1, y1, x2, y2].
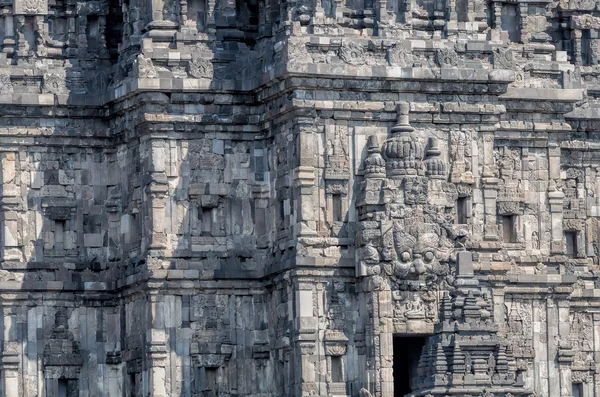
[0, 0, 600, 396]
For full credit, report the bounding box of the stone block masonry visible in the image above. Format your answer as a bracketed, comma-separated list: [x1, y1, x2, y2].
[0, 0, 599, 396]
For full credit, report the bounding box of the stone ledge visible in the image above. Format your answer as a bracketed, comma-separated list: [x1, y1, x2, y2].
[565, 107, 600, 120]
[500, 87, 584, 102]
[507, 274, 578, 284]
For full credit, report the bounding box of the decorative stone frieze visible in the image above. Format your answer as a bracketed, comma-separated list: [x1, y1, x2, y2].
[13, 0, 48, 15]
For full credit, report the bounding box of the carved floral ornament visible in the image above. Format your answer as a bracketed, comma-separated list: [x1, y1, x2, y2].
[338, 41, 366, 66]
[14, 0, 48, 15]
[559, 0, 596, 11]
[187, 56, 213, 79]
[387, 41, 412, 67]
[196, 354, 226, 368]
[436, 47, 458, 68]
[571, 14, 600, 30]
[43, 73, 67, 95]
[287, 38, 311, 65]
[493, 48, 519, 71]
[0, 74, 13, 94]
[324, 329, 348, 356]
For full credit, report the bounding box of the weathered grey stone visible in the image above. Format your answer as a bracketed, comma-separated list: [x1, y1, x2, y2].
[1, 1, 600, 396]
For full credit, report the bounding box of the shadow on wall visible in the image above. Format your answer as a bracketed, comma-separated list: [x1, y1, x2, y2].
[4, 4, 294, 394]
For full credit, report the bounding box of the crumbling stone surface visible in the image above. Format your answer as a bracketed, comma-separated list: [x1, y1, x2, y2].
[1, 0, 600, 396]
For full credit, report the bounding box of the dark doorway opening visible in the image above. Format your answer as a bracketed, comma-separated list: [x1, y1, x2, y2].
[393, 335, 427, 397]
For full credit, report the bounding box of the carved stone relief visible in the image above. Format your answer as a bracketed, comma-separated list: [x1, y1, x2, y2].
[14, 0, 48, 15]
[338, 41, 366, 65]
[357, 103, 464, 301]
[436, 47, 458, 68]
[325, 125, 350, 179]
[387, 41, 412, 67]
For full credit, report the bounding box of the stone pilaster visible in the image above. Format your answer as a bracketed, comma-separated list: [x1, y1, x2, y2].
[146, 139, 169, 251]
[557, 299, 571, 397]
[292, 281, 318, 395]
[2, 350, 20, 397]
[146, 294, 169, 397]
[549, 188, 565, 255]
[294, 119, 318, 238]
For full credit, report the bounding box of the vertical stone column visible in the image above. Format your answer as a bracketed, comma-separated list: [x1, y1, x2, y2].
[572, 29, 582, 66]
[98, 16, 109, 58]
[34, 16, 46, 56]
[292, 282, 318, 395]
[557, 300, 571, 397]
[518, 3, 529, 43]
[1, 152, 23, 262]
[334, 0, 344, 20]
[446, 0, 458, 33]
[467, 0, 477, 23]
[547, 142, 562, 255]
[481, 131, 500, 241]
[2, 311, 20, 397]
[546, 298, 560, 397]
[492, 1, 501, 29]
[548, 189, 564, 255]
[146, 0, 180, 29]
[294, 167, 317, 237]
[592, 313, 600, 397]
[548, 142, 561, 181]
[146, 294, 168, 397]
[180, 0, 188, 24]
[150, 0, 165, 23]
[15, 16, 28, 58]
[146, 185, 168, 250]
[312, 0, 324, 18]
[360, 283, 393, 397]
[76, 15, 88, 57]
[294, 119, 318, 237]
[3, 357, 20, 397]
[489, 1, 502, 41]
[67, 15, 76, 54]
[375, 0, 392, 25]
[492, 287, 505, 332]
[146, 139, 169, 251]
[532, 299, 548, 396]
[482, 177, 500, 241]
[206, 0, 216, 35]
[378, 288, 393, 397]
[1, 14, 15, 53]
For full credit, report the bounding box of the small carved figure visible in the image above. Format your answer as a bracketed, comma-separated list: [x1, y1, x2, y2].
[531, 231, 539, 250]
[405, 294, 425, 319]
[487, 352, 496, 375]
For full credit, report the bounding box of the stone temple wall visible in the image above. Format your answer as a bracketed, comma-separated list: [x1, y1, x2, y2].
[1, 0, 600, 396]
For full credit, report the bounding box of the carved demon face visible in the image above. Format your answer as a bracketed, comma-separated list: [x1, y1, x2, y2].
[390, 222, 451, 279]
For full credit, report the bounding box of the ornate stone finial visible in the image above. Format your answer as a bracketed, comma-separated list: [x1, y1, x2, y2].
[55, 308, 68, 329]
[393, 102, 412, 133]
[363, 135, 386, 178]
[382, 102, 425, 177]
[451, 342, 466, 373]
[417, 343, 431, 378]
[425, 136, 447, 179]
[433, 343, 448, 374]
[495, 344, 509, 373]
